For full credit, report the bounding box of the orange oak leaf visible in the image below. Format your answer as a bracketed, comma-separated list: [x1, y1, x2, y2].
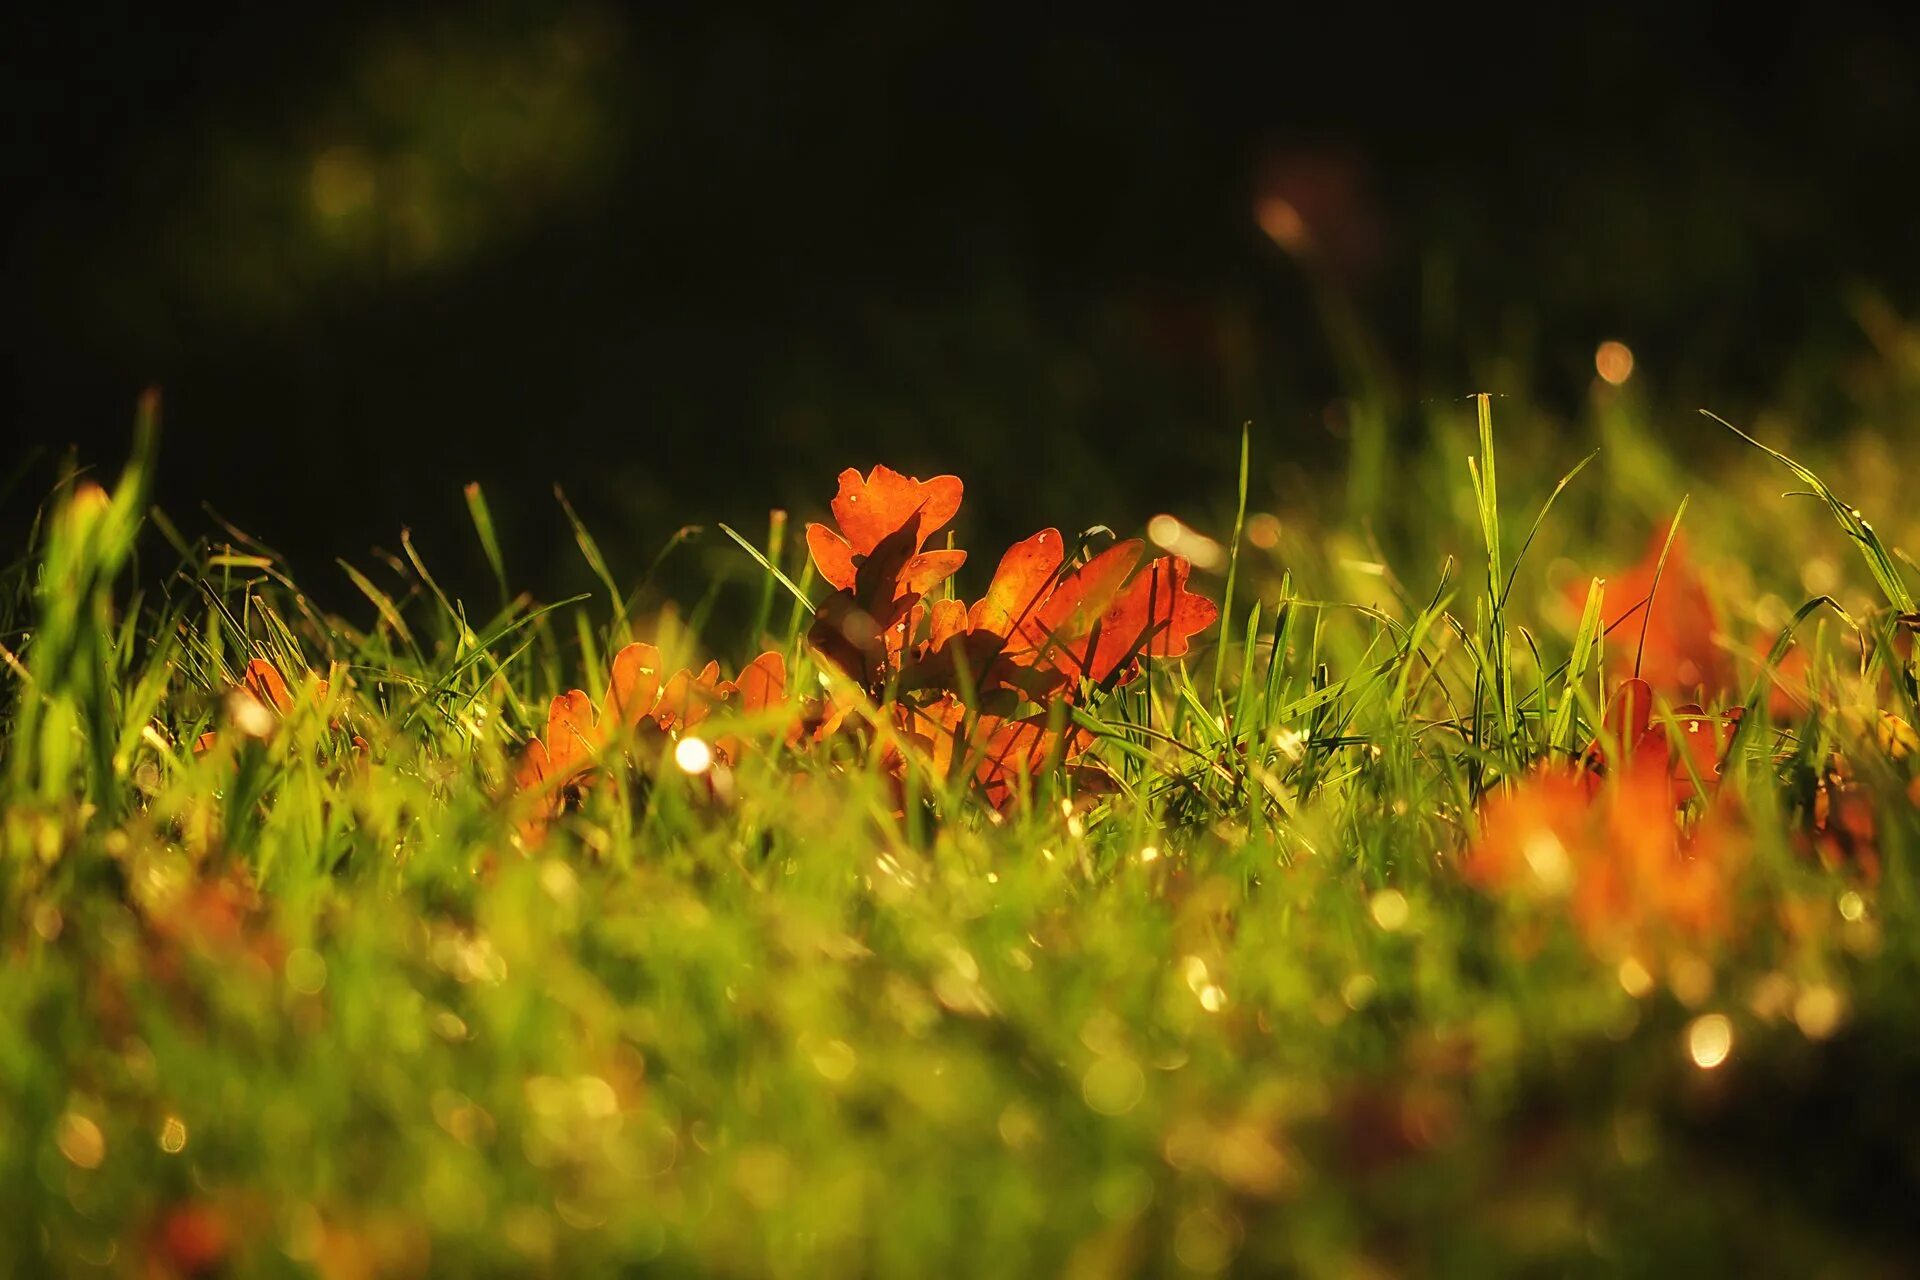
[853, 519, 967, 613]
[1580, 677, 1740, 804]
[888, 537, 1143, 702]
[833, 466, 963, 551]
[193, 657, 337, 755]
[241, 658, 297, 715]
[1809, 756, 1882, 884]
[715, 650, 793, 763]
[513, 659, 663, 846]
[1464, 759, 1744, 950]
[243, 656, 334, 716]
[514, 690, 603, 845]
[1004, 538, 1144, 672]
[512, 736, 558, 797]
[545, 689, 601, 777]
[1074, 555, 1219, 687]
[149, 1200, 232, 1279]
[606, 641, 667, 731]
[734, 650, 787, 714]
[925, 597, 969, 653]
[893, 537, 1222, 714]
[992, 541, 1217, 692]
[810, 514, 967, 690]
[1569, 532, 1734, 701]
[515, 645, 796, 843]
[969, 713, 1095, 810]
[894, 695, 1094, 812]
[805, 465, 964, 591]
[969, 529, 1066, 637]
[653, 660, 729, 736]
[804, 469, 968, 687]
[809, 592, 893, 689]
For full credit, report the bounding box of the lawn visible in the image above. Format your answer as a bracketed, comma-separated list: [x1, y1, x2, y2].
[4, 380, 1918, 1277]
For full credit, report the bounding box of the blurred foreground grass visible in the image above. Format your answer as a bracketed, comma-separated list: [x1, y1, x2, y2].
[4, 370, 1920, 1278]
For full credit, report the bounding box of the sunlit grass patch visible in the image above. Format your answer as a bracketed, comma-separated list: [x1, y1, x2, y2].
[2, 389, 1918, 1275]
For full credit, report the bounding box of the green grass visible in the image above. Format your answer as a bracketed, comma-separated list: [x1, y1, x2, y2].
[4, 380, 1920, 1278]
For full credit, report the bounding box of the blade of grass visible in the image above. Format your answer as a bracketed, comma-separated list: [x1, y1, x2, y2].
[464, 482, 510, 603]
[1634, 497, 1690, 681]
[750, 509, 789, 643]
[1233, 601, 1262, 741]
[1467, 393, 1518, 768]
[1212, 422, 1251, 701]
[1550, 577, 1606, 752]
[720, 522, 815, 613]
[554, 485, 626, 625]
[1705, 410, 1915, 613]
[1500, 449, 1598, 607]
[338, 559, 419, 655]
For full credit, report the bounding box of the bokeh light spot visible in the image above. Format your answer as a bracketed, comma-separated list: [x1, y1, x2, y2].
[158, 1115, 188, 1154]
[1082, 1057, 1146, 1116]
[310, 146, 377, 219]
[1369, 888, 1409, 932]
[1686, 1013, 1734, 1069]
[674, 736, 713, 775]
[1595, 340, 1635, 385]
[57, 1113, 105, 1169]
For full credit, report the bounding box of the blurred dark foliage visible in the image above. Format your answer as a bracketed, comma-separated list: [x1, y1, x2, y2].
[6, 3, 1919, 601]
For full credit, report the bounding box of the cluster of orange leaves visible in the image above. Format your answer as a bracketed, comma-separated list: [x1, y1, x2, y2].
[512, 643, 788, 841]
[1465, 675, 1747, 952]
[1472, 536, 1753, 950]
[513, 464, 1220, 838]
[191, 658, 361, 757]
[1572, 532, 1736, 702]
[805, 465, 1217, 805]
[1622, 531, 1915, 882]
[1473, 532, 1909, 949]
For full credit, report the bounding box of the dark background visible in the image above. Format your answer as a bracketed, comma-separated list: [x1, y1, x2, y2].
[7, 4, 1919, 598]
